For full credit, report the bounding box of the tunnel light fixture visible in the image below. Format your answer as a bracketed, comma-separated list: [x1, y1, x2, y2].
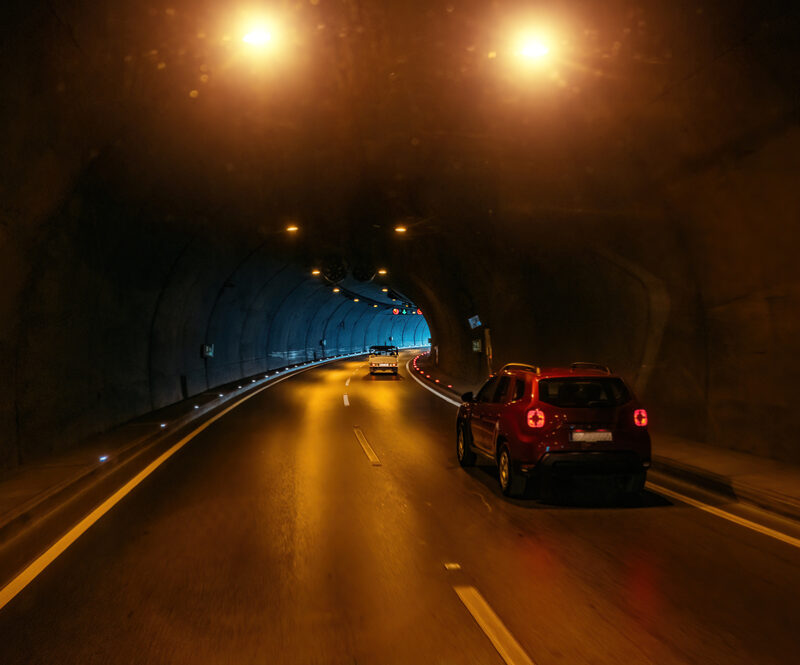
[251, 379, 256, 383]
[286, 224, 299, 232]
[353, 298, 360, 302]
[381, 288, 389, 292]
[99, 455, 109, 462]
[333, 287, 340, 293]
[160, 423, 167, 428]
[373, 304, 378, 308]
[377, 268, 388, 275]
[311, 269, 321, 275]
[394, 226, 407, 233]
[218, 393, 224, 397]
[194, 405, 199, 409]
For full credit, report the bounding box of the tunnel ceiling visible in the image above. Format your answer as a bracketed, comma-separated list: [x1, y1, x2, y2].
[1, 0, 799, 466]
[3, 0, 797, 249]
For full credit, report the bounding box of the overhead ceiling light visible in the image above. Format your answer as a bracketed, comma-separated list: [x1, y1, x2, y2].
[518, 37, 550, 60]
[286, 225, 299, 232]
[381, 288, 388, 292]
[353, 298, 360, 302]
[332, 287, 340, 293]
[377, 268, 388, 275]
[394, 226, 407, 233]
[311, 269, 321, 275]
[242, 27, 272, 47]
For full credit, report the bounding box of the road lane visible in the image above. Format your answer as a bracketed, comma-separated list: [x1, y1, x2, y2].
[0, 353, 798, 664]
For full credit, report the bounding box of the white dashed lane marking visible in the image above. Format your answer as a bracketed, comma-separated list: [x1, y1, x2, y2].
[353, 426, 381, 466]
[454, 585, 536, 665]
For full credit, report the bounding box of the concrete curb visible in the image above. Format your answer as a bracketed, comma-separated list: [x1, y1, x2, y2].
[651, 456, 800, 522]
[0, 352, 379, 544]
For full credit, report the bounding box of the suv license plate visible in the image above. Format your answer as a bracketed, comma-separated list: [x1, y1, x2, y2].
[570, 431, 613, 442]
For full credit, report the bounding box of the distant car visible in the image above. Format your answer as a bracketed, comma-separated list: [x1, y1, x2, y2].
[456, 362, 650, 498]
[368, 345, 399, 375]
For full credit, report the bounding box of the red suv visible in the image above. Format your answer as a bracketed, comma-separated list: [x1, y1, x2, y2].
[456, 363, 651, 498]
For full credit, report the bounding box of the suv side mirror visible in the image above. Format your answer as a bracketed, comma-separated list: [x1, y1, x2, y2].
[461, 391, 474, 403]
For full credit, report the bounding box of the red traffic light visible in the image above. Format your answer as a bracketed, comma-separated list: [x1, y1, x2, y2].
[392, 308, 400, 315]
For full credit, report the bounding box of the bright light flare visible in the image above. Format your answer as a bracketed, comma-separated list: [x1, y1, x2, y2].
[518, 37, 550, 60]
[242, 27, 272, 47]
[286, 225, 299, 232]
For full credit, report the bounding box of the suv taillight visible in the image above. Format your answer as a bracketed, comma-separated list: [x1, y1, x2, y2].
[634, 409, 648, 427]
[526, 408, 546, 428]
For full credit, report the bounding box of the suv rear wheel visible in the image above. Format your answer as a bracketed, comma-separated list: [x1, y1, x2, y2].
[498, 446, 526, 497]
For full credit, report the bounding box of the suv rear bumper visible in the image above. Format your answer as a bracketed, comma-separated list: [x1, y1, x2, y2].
[522, 450, 646, 480]
[523, 451, 648, 494]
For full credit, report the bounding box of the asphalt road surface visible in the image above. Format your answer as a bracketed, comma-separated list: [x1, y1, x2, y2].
[1, 353, 798, 664]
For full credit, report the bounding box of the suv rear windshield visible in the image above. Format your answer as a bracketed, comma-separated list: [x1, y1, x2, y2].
[369, 346, 398, 356]
[537, 378, 630, 408]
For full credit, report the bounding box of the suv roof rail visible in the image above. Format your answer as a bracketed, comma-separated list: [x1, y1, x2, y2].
[570, 362, 611, 374]
[499, 363, 541, 375]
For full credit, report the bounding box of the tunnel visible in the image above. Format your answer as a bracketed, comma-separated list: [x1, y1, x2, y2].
[1, 0, 797, 468]
[1, 1, 800, 662]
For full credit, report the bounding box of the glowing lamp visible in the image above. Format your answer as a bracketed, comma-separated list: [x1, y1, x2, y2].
[519, 38, 550, 60]
[243, 28, 272, 46]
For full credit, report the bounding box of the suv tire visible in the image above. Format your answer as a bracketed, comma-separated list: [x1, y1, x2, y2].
[457, 424, 476, 467]
[498, 446, 526, 497]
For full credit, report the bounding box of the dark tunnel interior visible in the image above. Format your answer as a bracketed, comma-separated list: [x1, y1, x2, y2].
[1, 0, 798, 468]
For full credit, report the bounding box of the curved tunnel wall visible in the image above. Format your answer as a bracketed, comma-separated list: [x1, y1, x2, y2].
[0, 205, 429, 467]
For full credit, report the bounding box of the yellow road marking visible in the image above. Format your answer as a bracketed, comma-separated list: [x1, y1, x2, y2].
[0, 366, 316, 611]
